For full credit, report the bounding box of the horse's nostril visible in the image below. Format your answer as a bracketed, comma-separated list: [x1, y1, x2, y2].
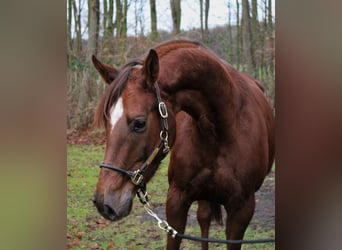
[91, 197, 97, 204]
[104, 204, 118, 220]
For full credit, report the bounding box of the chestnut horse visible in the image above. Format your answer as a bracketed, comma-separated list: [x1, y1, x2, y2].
[92, 40, 274, 250]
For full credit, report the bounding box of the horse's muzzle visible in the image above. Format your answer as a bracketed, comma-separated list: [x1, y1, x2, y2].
[92, 194, 133, 221]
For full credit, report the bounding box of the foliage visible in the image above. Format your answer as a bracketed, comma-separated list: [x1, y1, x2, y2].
[67, 145, 274, 249]
[68, 56, 90, 72]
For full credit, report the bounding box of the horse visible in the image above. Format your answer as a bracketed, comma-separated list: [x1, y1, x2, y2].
[91, 40, 275, 250]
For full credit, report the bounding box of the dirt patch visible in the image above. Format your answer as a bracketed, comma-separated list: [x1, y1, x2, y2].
[253, 170, 275, 230]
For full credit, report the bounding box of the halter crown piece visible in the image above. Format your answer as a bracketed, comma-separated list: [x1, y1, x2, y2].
[99, 81, 169, 187]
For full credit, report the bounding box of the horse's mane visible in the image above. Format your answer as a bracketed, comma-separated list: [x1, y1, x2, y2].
[94, 60, 143, 128]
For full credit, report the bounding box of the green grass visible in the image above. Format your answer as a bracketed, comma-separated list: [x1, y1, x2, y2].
[67, 144, 274, 249]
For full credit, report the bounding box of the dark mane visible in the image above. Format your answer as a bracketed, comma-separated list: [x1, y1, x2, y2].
[94, 60, 143, 128]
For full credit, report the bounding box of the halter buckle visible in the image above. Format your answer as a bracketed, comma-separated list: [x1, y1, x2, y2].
[131, 170, 143, 185]
[160, 131, 170, 153]
[158, 102, 168, 118]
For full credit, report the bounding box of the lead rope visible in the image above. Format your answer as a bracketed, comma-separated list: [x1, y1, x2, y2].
[136, 187, 178, 237]
[136, 187, 275, 245]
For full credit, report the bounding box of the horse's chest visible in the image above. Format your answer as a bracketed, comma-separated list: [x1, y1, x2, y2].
[176, 166, 231, 199]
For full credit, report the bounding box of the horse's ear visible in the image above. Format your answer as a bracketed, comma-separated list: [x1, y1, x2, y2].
[92, 55, 118, 84]
[143, 49, 159, 87]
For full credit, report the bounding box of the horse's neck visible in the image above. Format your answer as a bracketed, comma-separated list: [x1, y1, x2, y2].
[159, 55, 239, 143]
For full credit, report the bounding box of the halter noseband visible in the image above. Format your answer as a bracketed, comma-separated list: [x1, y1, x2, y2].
[99, 82, 169, 187]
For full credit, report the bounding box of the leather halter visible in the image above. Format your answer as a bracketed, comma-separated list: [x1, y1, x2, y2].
[99, 82, 169, 187]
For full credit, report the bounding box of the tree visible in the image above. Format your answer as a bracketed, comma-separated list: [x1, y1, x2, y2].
[115, 0, 128, 39]
[72, 0, 83, 58]
[235, 0, 242, 70]
[200, 0, 203, 33]
[133, 0, 145, 37]
[75, 0, 100, 128]
[102, 0, 115, 62]
[87, 0, 100, 59]
[170, 0, 181, 35]
[199, 0, 209, 37]
[150, 0, 158, 41]
[67, 0, 73, 55]
[204, 0, 209, 31]
[241, 0, 256, 75]
[227, 0, 233, 61]
[267, 0, 274, 75]
[115, 0, 129, 62]
[251, 0, 260, 69]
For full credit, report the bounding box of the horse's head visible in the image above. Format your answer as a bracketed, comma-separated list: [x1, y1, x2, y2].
[91, 50, 175, 221]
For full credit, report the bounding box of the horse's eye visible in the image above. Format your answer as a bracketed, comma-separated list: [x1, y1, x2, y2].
[132, 119, 146, 133]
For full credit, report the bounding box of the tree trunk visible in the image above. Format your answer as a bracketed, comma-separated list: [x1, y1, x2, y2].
[87, 0, 100, 59]
[268, 0, 273, 32]
[227, 0, 233, 62]
[204, 0, 209, 32]
[72, 0, 82, 58]
[251, 0, 260, 72]
[108, 0, 114, 32]
[150, 0, 158, 41]
[67, 0, 73, 55]
[103, 0, 108, 33]
[102, 0, 114, 62]
[242, 0, 256, 75]
[199, 0, 203, 35]
[236, 0, 241, 70]
[268, 0, 274, 75]
[115, 0, 123, 37]
[200, 0, 209, 38]
[75, 0, 100, 129]
[122, 0, 128, 39]
[170, 0, 181, 35]
[115, 0, 128, 62]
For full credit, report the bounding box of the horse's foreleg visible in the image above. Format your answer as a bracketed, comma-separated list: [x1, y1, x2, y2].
[225, 195, 255, 250]
[197, 200, 212, 250]
[165, 186, 191, 250]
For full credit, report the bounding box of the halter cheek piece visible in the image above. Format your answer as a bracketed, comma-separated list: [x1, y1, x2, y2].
[99, 82, 169, 187]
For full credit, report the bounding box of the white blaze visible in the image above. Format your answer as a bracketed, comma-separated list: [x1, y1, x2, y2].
[110, 97, 124, 130]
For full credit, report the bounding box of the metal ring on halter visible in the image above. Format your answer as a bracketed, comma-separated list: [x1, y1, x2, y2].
[160, 131, 170, 153]
[158, 102, 168, 118]
[160, 130, 168, 141]
[131, 170, 144, 185]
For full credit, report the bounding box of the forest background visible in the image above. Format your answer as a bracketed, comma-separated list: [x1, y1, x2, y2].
[67, 0, 275, 134]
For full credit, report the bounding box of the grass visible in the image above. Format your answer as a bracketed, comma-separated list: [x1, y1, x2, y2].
[67, 144, 274, 249]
